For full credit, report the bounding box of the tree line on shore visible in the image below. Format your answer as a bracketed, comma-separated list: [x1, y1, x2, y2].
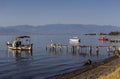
[84, 31, 120, 35]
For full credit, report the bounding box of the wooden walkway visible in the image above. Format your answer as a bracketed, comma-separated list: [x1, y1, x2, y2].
[46, 43, 120, 54]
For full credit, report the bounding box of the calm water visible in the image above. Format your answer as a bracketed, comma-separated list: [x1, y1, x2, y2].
[0, 35, 119, 79]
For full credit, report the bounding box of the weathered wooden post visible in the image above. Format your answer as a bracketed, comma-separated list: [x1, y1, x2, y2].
[88, 46, 92, 54]
[96, 46, 99, 53]
[72, 45, 77, 53]
[59, 44, 62, 52]
[77, 46, 80, 53]
[72, 46, 75, 53]
[112, 46, 116, 52]
[107, 46, 110, 52]
[66, 46, 68, 52]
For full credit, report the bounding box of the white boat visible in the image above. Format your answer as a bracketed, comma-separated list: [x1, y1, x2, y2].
[6, 36, 33, 50]
[69, 37, 80, 45]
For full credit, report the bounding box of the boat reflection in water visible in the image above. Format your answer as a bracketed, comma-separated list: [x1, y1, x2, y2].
[8, 49, 32, 61]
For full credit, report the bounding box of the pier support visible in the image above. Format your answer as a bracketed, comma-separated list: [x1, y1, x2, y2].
[71, 46, 77, 53]
[112, 46, 116, 52]
[88, 46, 92, 54]
[107, 47, 110, 52]
[96, 46, 99, 53]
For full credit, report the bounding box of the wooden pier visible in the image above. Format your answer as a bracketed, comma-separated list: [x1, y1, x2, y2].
[46, 43, 120, 55]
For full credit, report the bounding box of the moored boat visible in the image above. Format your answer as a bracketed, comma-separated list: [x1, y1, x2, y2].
[98, 36, 108, 41]
[69, 37, 80, 45]
[110, 39, 120, 42]
[6, 35, 33, 50]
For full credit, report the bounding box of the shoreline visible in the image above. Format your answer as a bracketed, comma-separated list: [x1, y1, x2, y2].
[52, 56, 119, 79]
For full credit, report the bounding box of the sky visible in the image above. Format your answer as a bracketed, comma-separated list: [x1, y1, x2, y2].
[0, 0, 120, 26]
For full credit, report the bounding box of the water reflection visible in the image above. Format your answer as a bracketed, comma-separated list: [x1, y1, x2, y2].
[8, 49, 32, 61]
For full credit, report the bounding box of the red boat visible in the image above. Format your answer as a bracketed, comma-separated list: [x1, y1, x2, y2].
[98, 37, 109, 41]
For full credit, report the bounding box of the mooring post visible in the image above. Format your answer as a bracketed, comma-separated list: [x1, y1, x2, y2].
[112, 46, 116, 52]
[107, 47, 110, 52]
[96, 46, 99, 53]
[77, 46, 80, 53]
[72, 46, 76, 53]
[72, 46, 75, 53]
[59, 44, 62, 52]
[89, 46, 92, 54]
[66, 46, 68, 52]
[52, 46, 55, 51]
[81, 46, 84, 52]
[46, 47, 47, 51]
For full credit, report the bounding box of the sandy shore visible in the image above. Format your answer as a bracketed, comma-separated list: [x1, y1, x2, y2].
[54, 56, 120, 79]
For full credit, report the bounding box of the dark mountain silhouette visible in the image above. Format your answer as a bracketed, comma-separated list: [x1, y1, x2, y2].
[0, 24, 119, 35]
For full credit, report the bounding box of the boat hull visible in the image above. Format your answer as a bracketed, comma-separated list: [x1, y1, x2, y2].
[69, 38, 80, 45]
[98, 37, 108, 41]
[7, 44, 33, 50]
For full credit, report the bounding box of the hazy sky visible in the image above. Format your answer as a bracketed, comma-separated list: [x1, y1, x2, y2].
[0, 0, 120, 26]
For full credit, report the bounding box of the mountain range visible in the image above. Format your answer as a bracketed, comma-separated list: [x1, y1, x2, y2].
[0, 24, 120, 35]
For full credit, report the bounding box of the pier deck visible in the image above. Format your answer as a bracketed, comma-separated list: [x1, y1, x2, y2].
[46, 43, 120, 54]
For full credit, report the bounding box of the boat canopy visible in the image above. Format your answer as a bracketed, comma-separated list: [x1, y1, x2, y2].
[15, 36, 30, 38]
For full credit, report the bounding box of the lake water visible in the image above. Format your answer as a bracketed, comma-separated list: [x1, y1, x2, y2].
[0, 35, 119, 79]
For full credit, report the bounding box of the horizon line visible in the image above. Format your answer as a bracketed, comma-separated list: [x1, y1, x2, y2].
[0, 23, 118, 27]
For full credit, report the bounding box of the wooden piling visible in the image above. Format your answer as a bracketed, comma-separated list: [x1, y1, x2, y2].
[88, 46, 92, 54]
[96, 46, 99, 53]
[107, 47, 110, 52]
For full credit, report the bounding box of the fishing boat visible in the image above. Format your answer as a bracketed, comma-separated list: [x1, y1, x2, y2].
[110, 39, 120, 42]
[69, 37, 80, 45]
[98, 36, 108, 41]
[6, 36, 33, 50]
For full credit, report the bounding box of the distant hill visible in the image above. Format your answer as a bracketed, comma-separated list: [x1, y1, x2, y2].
[0, 24, 120, 35]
